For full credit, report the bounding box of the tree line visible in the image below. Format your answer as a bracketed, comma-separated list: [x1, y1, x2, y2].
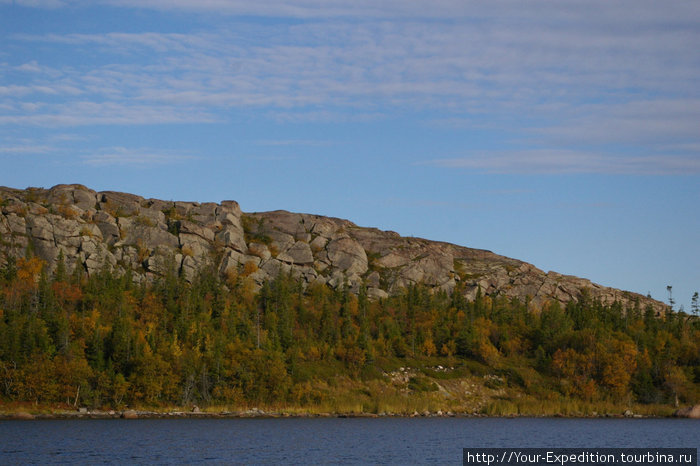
[0, 255, 698, 410]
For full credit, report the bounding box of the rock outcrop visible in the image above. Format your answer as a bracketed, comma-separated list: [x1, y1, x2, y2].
[674, 405, 700, 419]
[0, 184, 666, 314]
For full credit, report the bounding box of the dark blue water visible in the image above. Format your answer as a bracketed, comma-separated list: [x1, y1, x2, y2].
[1, 418, 698, 464]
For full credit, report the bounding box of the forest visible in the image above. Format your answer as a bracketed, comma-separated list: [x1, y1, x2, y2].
[1, 254, 698, 415]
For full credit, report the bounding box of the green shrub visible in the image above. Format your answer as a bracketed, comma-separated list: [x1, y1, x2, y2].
[408, 376, 438, 392]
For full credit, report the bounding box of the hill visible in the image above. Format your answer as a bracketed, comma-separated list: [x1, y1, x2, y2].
[4, 184, 697, 416]
[0, 184, 666, 314]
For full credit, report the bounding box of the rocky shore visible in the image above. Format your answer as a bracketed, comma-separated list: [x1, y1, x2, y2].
[1, 407, 684, 421]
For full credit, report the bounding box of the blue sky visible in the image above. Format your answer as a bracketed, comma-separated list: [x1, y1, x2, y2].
[1, 0, 699, 309]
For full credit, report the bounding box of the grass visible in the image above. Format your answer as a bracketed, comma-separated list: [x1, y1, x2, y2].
[480, 397, 677, 417]
[0, 356, 684, 418]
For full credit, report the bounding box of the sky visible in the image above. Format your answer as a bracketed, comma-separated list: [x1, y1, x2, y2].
[1, 0, 699, 309]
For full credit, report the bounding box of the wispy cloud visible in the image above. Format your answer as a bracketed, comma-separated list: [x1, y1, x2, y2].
[244, 154, 298, 162]
[6, 18, 698, 111]
[0, 84, 80, 97]
[427, 151, 700, 176]
[530, 100, 700, 146]
[0, 101, 216, 126]
[254, 139, 333, 147]
[15, 31, 214, 54]
[2, 1, 699, 158]
[82, 147, 197, 166]
[0, 0, 67, 7]
[10, 0, 699, 24]
[0, 144, 54, 154]
[49, 133, 88, 142]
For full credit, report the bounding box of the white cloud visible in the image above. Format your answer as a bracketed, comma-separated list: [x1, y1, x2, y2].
[9, 0, 697, 24]
[49, 133, 88, 142]
[254, 139, 333, 147]
[19, 31, 214, 54]
[13, 18, 698, 105]
[2, 1, 699, 158]
[15, 61, 42, 73]
[0, 0, 66, 7]
[0, 144, 53, 154]
[82, 147, 197, 166]
[0, 101, 216, 126]
[0, 84, 78, 97]
[427, 151, 700, 176]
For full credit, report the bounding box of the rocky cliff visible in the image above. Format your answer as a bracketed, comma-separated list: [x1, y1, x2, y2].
[0, 184, 666, 313]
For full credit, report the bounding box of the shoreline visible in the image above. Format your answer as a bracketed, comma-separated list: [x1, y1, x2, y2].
[0, 409, 665, 421]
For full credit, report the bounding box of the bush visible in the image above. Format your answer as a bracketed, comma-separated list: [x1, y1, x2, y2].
[408, 376, 438, 392]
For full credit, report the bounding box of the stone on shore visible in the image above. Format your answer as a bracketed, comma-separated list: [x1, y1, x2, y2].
[121, 410, 139, 419]
[674, 405, 700, 419]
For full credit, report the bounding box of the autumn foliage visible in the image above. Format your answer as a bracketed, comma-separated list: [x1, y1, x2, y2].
[0, 255, 698, 410]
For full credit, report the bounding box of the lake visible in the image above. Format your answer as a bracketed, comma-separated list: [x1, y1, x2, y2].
[1, 417, 698, 464]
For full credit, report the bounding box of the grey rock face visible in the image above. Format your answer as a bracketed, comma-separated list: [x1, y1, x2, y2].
[277, 241, 314, 265]
[0, 184, 668, 315]
[327, 237, 368, 275]
[216, 226, 247, 253]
